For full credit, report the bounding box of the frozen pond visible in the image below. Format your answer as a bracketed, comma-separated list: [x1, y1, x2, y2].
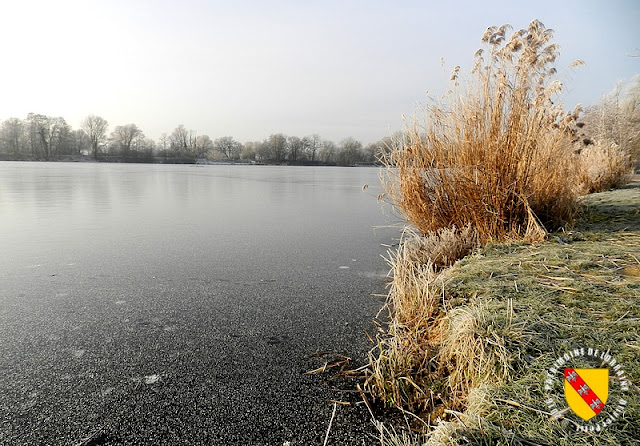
[0, 162, 396, 444]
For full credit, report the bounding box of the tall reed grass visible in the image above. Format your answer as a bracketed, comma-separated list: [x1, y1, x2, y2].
[366, 227, 475, 413]
[365, 228, 515, 414]
[367, 19, 584, 421]
[367, 20, 638, 446]
[577, 140, 634, 193]
[381, 20, 583, 242]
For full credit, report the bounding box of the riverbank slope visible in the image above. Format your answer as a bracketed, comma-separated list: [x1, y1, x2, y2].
[370, 176, 640, 445]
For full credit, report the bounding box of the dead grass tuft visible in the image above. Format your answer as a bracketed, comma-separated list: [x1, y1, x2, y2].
[365, 227, 482, 415]
[369, 19, 577, 418]
[398, 226, 477, 271]
[369, 180, 640, 444]
[381, 20, 580, 243]
[577, 140, 634, 193]
[366, 19, 639, 446]
[436, 300, 523, 407]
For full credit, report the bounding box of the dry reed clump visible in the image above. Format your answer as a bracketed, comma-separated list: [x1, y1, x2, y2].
[369, 18, 578, 414]
[381, 20, 583, 243]
[374, 418, 459, 446]
[436, 300, 524, 407]
[398, 225, 477, 270]
[367, 236, 526, 437]
[366, 232, 444, 412]
[577, 140, 634, 193]
[367, 21, 588, 439]
[365, 227, 479, 413]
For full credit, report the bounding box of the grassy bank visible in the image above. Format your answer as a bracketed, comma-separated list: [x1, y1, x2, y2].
[367, 178, 640, 445]
[362, 20, 638, 445]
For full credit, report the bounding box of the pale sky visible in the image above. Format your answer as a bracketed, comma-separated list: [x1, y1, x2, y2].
[0, 0, 638, 144]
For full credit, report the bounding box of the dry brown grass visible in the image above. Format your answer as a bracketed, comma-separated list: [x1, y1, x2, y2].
[366, 230, 443, 413]
[365, 227, 479, 414]
[368, 178, 640, 444]
[436, 300, 523, 407]
[381, 20, 582, 243]
[366, 20, 639, 446]
[577, 140, 634, 193]
[398, 225, 476, 270]
[368, 19, 587, 437]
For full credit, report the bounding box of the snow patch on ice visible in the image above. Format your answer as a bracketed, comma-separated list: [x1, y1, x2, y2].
[144, 374, 161, 385]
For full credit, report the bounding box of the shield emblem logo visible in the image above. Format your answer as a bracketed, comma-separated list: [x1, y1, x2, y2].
[564, 368, 609, 420]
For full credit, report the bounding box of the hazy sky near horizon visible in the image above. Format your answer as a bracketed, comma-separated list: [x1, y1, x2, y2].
[0, 0, 638, 144]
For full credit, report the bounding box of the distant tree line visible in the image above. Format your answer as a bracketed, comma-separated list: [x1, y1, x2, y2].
[0, 113, 397, 166]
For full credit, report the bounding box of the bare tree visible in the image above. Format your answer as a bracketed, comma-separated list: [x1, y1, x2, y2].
[287, 136, 303, 162]
[257, 140, 274, 161]
[49, 117, 72, 157]
[213, 136, 242, 159]
[0, 118, 25, 157]
[81, 115, 109, 160]
[363, 142, 382, 163]
[170, 125, 190, 158]
[131, 137, 156, 161]
[73, 129, 91, 156]
[303, 134, 322, 162]
[158, 132, 169, 159]
[25, 113, 49, 159]
[195, 134, 214, 158]
[337, 137, 363, 166]
[580, 75, 640, 170]
[188, 130, 198, 156]
[133, 136, 154, 152]
[267, 133, 287, 162]
[24, 114, 70, 160]
[318, 140, 337, 164]
[25, 114, 41, 158]
[363, 133, 403, 164]
[110, 124, 143, 156]
[241, 141, 260, 161]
